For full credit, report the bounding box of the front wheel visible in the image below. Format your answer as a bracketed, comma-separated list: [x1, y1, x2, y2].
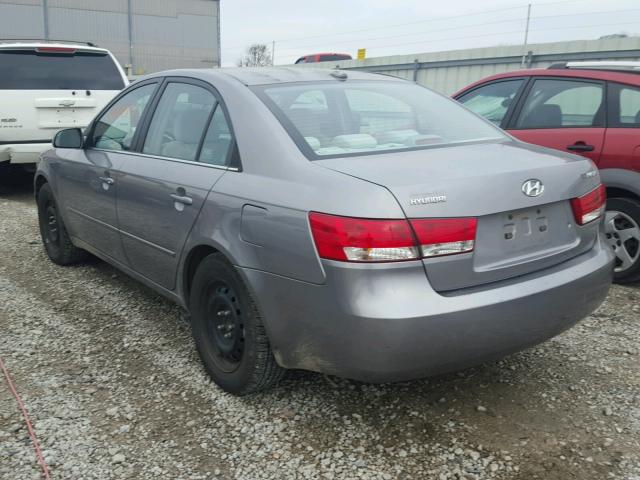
[37, 183, 87, 265]
[604, 197, 640, 284]
[189, 253, 285, 395]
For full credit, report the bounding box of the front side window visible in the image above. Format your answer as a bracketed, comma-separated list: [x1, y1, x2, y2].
[457, 79, 524, 126]
[142, 83, 216, 162]
[515, 79, 604, 129]
[254, 80, 505, 159]
[91, 83, 156, 151]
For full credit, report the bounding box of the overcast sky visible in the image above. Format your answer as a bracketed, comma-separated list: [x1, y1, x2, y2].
[220, 0, 640, 66]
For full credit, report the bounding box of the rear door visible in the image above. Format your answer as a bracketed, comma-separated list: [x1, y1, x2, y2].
[601, 82, 640, 171]
[115, 79, 235, 290]
[507, 77, 606, 162]
[0, 47, 126, 144]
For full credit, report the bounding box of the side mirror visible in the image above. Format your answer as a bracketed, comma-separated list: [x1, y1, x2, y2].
[53, 128, 83, 149]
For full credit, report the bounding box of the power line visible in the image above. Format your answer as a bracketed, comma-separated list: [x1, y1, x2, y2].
[223, 0, 586, 52]
[272, 19, 640, 61]
[271, 7, 640, 54]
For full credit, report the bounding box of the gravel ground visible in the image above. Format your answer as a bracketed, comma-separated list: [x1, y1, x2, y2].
[1, 173, 639, 480]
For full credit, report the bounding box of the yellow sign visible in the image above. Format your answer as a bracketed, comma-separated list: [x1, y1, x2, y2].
[357, 48, 366, 60]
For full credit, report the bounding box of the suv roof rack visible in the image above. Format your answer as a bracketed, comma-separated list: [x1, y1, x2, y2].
[548, 61, 640, 73]
[0, 39, 98, 47]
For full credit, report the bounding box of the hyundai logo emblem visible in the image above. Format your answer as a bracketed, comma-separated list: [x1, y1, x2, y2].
[522, 179, 544, 197]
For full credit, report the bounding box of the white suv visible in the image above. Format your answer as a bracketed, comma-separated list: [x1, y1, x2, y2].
[0, 40, 128, 168]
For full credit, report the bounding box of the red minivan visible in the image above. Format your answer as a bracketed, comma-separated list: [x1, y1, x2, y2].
[295, 53, 352, 64]
[454, 62, 640, 283]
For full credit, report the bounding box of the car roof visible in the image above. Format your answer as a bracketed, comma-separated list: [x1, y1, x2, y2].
[300, 53, 352, 57]
[0, 40, 108, 53]
[152, 67, 401, 86]
[453, 67, 640, 97]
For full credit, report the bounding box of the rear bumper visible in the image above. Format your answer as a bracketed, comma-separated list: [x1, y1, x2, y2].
[241, 235, 614, 383]
[0, 142, 51, 164]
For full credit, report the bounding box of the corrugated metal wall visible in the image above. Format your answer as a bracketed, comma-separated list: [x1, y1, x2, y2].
[0, 0, 220, 74]
[293, 37, 640, 95]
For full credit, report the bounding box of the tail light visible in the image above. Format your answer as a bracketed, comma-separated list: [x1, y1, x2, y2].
[409, 218, 477, 257]
[570, 184, 606, 226]
[35, 47, 76, 54]
[308, 213, 418, 262]
[309, 212, 477, 263]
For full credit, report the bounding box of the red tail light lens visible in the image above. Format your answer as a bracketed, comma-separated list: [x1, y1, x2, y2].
[570, 184, 606, 226]
[309, 213, 477, 262]
[410, 218, 477, 257]
[309, 213, 418, 262]
[35, 47, 76, 54]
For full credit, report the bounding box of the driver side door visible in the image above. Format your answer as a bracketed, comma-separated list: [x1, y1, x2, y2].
[56, 80, 159, 263]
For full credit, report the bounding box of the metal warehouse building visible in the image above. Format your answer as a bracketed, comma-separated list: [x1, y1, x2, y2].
[0, 0, 220, 74]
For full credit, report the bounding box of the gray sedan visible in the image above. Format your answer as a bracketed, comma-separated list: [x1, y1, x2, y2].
[35, 68, 614, 394]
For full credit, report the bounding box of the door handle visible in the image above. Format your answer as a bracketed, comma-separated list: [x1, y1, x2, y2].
[567, 143, 595, 152]
[98, 176, 114, 185]
[170, 193, 193, 205]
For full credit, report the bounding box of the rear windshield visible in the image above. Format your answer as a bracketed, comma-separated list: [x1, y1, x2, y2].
[254, 80, 505, 159]
[0, 50, 125, 90]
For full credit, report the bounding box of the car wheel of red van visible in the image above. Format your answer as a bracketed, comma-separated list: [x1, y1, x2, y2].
[605, 198, 640, 284]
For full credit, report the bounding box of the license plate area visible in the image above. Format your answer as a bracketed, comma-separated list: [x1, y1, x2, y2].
[501, 207, 550, 251]
[474, 202, 578, 272]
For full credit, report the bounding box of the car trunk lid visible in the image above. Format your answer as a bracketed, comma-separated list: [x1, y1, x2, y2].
[316, 141, 602, 291]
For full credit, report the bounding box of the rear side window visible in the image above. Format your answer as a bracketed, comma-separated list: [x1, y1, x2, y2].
[319, 54, 351, 62]
[199, 107, 234, 166]
[618, 85, 640, 126]
[515, 79, 604, 129]
[142, 83, 216, 162]
[0, 50, 125, 90]
[457, 79, 524, 126]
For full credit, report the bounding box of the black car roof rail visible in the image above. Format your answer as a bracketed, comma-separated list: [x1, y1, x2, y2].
[0, 39, 98, 47]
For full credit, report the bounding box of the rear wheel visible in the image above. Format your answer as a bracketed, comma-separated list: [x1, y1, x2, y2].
[37, 183, 86, 265]
[189, 253, 285, 395]
[605, 198, 640, 284]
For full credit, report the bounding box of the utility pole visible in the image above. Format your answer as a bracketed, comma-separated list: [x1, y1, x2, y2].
[42, 0, 49, 40]
[127, 0, 134, 73]
[521, 3, 531, 68]
[272, 40, 276, 66]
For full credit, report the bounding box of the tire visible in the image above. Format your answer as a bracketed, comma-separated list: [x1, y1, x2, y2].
[36, 183, 87, 265]
[605, 197, 640, 284]
[189, 253, 285, 395]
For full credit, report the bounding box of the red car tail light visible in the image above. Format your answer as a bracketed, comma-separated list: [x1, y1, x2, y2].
[570, 184, 606, 226]
[309, 213, 419, 262]
[309, 213, 477, 262]
[410, 218, 477, 257]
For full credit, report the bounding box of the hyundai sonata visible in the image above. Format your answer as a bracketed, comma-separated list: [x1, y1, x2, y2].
[35, 68, 614, 394]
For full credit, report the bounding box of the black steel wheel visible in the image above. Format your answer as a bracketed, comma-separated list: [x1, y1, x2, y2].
[189, 253, 285, 395]
[206, 282, 245, 372]
[37, 183, 86, 265]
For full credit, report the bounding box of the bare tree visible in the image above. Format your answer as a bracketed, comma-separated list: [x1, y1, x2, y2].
[237, 43, 272, 67]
